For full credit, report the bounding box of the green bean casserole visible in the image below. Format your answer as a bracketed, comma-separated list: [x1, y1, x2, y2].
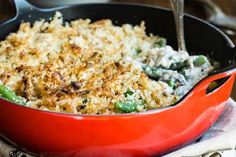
[0, 12, 214, 114]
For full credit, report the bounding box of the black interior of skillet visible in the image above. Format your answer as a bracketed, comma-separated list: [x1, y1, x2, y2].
[0, 3, 235, 72]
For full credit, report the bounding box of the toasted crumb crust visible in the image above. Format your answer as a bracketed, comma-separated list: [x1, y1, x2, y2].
[0, 12, 177, 114]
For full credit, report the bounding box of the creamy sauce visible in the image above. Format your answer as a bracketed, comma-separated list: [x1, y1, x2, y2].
[127, 44, 213, 98]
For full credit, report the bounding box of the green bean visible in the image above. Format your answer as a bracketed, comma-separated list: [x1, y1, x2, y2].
[142, 66, 162, 79]
[135, 48, 142, 54]
[115, 101, 138, 113]
[171, 99, 178, 105]
[82, 98, 90, 104]
[169, 60, 189, 71]
[193, 56, 206, 67]
[0, 85, 25, 104]
[153, 37, 166, 48]
[124, 89, 134, 97]
[115, 100, 145, 113]
[167, 80, 175, 88]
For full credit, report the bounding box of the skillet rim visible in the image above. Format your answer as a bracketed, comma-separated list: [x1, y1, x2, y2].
[0, 2, 235, 117]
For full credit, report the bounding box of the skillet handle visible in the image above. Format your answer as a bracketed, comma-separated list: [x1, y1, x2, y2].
[195, 46, 236, 97]
[192, 68, 236, 98]
[9, 0, 36, 17]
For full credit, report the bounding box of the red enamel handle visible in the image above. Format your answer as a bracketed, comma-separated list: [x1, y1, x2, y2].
[191, 69, 236, 97]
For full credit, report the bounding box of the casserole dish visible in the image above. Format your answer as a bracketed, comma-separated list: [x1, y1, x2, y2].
[0, 0, 235, 156]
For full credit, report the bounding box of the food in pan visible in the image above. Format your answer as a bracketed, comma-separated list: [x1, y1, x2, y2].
[0, 12, 214, 114]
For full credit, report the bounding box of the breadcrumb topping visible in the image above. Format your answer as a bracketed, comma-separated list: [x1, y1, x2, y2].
[0, 12, 178, 114]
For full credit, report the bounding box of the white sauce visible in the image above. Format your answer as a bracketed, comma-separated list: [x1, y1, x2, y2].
[126, 42, 214, 98]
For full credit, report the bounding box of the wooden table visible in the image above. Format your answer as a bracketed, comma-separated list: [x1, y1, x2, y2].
[0, 0, 236, 99]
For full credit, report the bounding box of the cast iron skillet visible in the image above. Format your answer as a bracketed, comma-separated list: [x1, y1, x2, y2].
[0, 0, 235, 156]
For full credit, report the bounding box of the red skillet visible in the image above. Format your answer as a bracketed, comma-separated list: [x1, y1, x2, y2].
[0, 0, 235, 156]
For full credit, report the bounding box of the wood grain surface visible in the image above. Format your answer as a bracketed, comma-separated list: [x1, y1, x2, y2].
[0, 0, 236, 99]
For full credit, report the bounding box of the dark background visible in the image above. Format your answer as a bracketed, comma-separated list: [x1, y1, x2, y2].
[0, 0, 236, 100]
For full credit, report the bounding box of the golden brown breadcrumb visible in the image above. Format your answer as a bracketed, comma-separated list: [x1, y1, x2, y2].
[0, 12, 177, 114]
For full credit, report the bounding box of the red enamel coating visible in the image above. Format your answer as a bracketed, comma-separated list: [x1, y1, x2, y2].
[0, 70, 235, 156]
